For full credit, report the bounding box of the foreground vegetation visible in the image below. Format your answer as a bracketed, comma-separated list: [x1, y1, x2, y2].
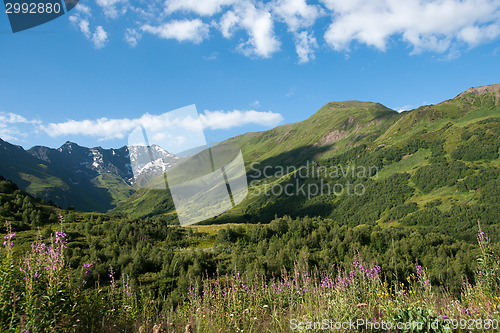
[0, 190, 499, 333]
[1, 218, 499, 332]
[0, 87, 498, 331]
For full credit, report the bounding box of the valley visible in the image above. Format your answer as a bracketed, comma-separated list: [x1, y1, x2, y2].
[1, 84, 499, 332]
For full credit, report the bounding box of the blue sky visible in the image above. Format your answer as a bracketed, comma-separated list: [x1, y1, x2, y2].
[0, 0, 499, 151]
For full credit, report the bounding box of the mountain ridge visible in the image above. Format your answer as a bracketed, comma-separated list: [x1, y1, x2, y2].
[110, 83, 500, 221]
[456, 83, 500, 100]
[1, 83, 499, 216]
[0, 139, 180, 212]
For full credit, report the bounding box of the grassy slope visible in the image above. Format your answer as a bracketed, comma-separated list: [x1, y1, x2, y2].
[111, 102, 400, 218]
[94, 173, 135, 208]
[112, 85, 500, 224]
[229, 101, 400, 165]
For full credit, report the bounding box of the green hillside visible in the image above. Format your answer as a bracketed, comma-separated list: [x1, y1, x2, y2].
[0, 140, 134, 212]
[1, 155, 499, 332]
[228, 101, 400, 166]
[112, 84, 500, 235]
[1, 84, 500, 331]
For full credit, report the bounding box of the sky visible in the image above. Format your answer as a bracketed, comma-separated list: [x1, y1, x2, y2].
[0, 0, 499, 152]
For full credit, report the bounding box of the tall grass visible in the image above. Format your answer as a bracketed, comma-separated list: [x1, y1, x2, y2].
[175, 258, 497, 332]
[1, 219, 499, 332]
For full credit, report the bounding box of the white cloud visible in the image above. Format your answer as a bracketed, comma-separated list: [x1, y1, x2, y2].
[124, 28, 141, 47]
[40, 110, 283, 140]
[69, 16, 91, 38]
[41, 113, 200, 140]
[395, 105, 413, 112]
[200, 110, 283, 129]
[321, 0, 500, 53]
[219, 10, 239, 38]
[0, 112, 41, 125]
[0, 112, 41, 141]
[204, 52, 218, 60]
[141, 19, 210, 44]
[458, 24, 500, 47]
[295, 30, 317, 63]
[92, 26, 108, 49]
[220, 2, 281, 58]
[95, 0, 129, 19]
[165, 0, 237, 16]
[69, 9, 109, 49]
[76, 3, 91, 15]
[271, 0, 323, 32]
[70, 0, 500, 60]
[0, 126, 25, 142]
[41, 117, 135, 140]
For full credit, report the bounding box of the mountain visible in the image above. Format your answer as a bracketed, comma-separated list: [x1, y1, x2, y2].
[28, 141, 133, 184]
[1, 84, 498, 220]
[0, 140, 179, 212]
[2, 86, 498, 332]
[128, 144, 180, 187]
[228, 101, 400, 167]
[111, 84, 500, 229]
[378, 83, 500, 144]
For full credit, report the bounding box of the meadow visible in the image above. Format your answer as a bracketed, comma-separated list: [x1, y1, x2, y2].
[1, 91, 499, 332]
[1, 218, 499, 332]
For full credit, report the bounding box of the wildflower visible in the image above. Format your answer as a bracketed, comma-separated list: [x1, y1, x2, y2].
[55, 231, 67, 248]
[3, 231, 15, 247]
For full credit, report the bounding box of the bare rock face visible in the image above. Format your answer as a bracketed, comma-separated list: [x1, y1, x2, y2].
[319, 130, 347, 146]
[457, 83, 500, 99]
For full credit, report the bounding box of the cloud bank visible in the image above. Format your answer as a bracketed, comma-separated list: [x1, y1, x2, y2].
[0, 112, 41, 141]
[39, 109, 284, 140]
[70, 0, 500, 61]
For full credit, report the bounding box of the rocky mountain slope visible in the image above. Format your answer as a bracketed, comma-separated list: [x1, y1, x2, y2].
[0, 140, 179, 212]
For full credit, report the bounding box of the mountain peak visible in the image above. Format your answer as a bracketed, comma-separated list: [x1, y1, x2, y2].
[60, 141, 80, 149]
[456, 83, 500, 99]
[326, 100, 386, 108]
[312, 100, 397, 123]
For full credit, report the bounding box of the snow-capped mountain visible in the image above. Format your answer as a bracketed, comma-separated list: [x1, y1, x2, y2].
[0, 139, 180, 212]
[127, 144, 180, 185]
[28, 141, 180, 186]
[28, 141, 134, 184]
